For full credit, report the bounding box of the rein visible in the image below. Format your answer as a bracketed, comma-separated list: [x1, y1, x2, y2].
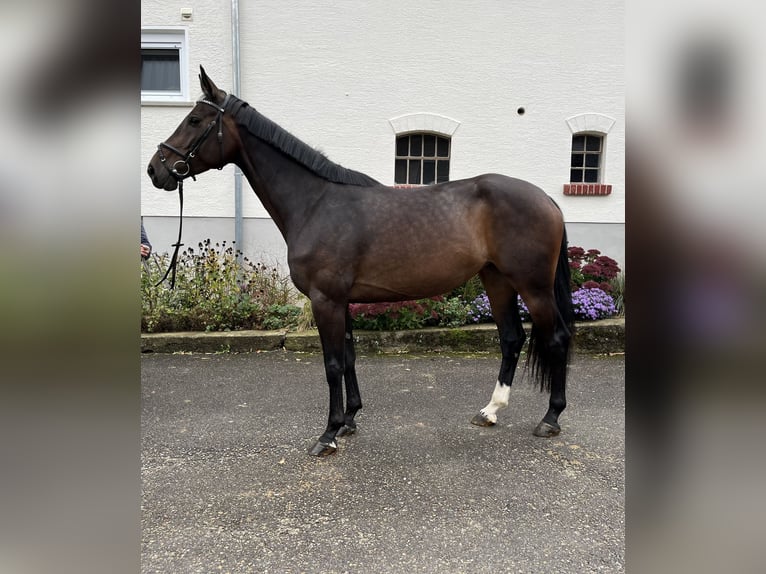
[153, 181, 184, 288]
[154, 95, 230, 288]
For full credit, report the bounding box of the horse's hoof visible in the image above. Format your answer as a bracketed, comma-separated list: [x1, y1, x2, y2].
[308, 440, 337, 457]
[336, 424, 356, 438]
[533, 421, 561, 437]
[471, 412, 496, 427]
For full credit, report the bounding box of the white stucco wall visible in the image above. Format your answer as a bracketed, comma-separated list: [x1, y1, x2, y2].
[237, 0, 624, 222]
[141, 0, 624, 264]
[141, 1, 243, 218]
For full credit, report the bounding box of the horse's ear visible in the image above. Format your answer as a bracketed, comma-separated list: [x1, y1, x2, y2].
[199, 66, 221, 100]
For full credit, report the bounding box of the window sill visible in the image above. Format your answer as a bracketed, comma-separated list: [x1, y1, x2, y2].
[563, 183, 612, 196]
[141, 99, 195, 107]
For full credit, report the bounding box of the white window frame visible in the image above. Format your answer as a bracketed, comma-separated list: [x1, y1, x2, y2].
[388, 113, 461, 186]
[394, 132, 452, 185]
[569, 132, 605, 184]
[141, 28, 189, 104]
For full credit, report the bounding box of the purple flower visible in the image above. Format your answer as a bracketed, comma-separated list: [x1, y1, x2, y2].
[571, 288, 616, 320]
[472, 287, 616, 325]
[517, 296, 531, 320]
[468, 293, 493, 323]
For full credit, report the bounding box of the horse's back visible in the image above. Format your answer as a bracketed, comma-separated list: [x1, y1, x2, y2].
[358, 173, 551, 216]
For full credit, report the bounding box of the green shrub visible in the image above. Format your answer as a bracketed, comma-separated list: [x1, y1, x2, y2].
[141, 240, 300, 333]
[433, 296, 471, 328]
[609, 272, 625, 316]
[296, 297, 316, 330]
[446, 274, 485, 303]
[261, 304, 302, 331]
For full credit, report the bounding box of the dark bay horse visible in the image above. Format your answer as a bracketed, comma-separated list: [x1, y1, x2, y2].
[147, 67, 574, 456]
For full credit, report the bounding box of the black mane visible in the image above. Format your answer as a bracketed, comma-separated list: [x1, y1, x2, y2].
[227, 96, 380, 187]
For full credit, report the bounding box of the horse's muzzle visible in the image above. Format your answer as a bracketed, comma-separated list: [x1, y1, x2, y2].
[147, 159, 179, 191]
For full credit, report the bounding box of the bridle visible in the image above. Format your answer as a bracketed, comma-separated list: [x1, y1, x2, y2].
[156, 94, 231, 181]
[154, 94, 231, 288]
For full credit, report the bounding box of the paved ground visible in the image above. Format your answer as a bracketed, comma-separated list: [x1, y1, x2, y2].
[142, 351, 624, 573]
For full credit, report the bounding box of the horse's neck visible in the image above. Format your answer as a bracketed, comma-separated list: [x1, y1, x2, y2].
[235, 133, 327, 238]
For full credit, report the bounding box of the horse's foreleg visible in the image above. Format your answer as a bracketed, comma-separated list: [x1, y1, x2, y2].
[336, 310, 362, 438]
[308, 294, 347, 457]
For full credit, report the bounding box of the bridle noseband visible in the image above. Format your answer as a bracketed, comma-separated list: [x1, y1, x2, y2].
[157, 94, 231, 181]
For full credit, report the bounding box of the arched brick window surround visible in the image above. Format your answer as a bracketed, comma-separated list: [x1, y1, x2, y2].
[388, 113, 461, 138]
[565, 113, 615, 136]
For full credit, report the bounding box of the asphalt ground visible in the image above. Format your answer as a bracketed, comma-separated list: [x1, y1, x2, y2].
[142, 351, 624, 573]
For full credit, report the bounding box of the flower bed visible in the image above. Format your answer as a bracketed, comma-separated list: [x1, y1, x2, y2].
[354, 245, 623, 330]
[141, 240, 302, 333]
[141, 241, 623, 332]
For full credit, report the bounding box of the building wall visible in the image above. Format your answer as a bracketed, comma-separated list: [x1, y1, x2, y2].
[142, 0, 624, 268]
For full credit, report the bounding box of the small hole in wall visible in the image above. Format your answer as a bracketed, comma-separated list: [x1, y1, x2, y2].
[517, 107, 525, 115]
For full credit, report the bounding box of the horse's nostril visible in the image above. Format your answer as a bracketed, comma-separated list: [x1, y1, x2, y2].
[147, 164, 154, 177]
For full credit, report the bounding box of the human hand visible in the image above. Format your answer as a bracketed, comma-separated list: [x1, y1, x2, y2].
[141, 244, 151, 258]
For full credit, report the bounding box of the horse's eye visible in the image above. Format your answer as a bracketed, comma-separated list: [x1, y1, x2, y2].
[189, 116, 201, 127]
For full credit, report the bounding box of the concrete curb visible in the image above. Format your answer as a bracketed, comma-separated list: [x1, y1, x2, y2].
[141, 318, 624, 355]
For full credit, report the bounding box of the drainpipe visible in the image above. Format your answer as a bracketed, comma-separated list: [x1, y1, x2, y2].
[231, 0, 243, 262]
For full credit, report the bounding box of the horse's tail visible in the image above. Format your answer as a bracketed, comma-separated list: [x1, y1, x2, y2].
[527, 227, 575, 393]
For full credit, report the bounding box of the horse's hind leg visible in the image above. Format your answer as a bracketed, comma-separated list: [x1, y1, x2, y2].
[471, 267, 526, 427]
[521, 289, 570, 438]
[533, 331, 568, 438]
[337, 310, 362, 438]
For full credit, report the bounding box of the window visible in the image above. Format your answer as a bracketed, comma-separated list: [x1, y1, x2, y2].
[569, 133, 603, 183]
[394, 133, 450, 185]
[141, 29, 188, 102]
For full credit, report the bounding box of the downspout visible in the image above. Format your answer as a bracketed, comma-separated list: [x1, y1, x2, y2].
[231, 0, 243, 262]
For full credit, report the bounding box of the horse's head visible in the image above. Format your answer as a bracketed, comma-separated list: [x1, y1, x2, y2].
[147, 67, 239, 191]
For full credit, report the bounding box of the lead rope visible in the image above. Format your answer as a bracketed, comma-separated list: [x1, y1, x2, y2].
[154, 180, 184, 289]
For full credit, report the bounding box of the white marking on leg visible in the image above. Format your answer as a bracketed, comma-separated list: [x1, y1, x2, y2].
[480, 381, 511, 424]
